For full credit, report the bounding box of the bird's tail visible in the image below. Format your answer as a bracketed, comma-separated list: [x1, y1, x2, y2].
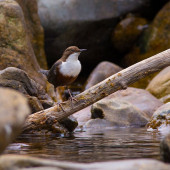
[39, 69, 49, 77]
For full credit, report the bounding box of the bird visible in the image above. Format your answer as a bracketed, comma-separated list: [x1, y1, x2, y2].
[40, 46, 87, 111]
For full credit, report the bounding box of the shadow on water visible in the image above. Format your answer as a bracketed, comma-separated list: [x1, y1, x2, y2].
[5, 127, 162, 163]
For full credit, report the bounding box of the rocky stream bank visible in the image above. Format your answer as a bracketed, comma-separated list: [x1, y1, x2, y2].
[0, 0, 170, 169]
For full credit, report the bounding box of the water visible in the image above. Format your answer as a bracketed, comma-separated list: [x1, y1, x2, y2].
[5, 127, 163, 163]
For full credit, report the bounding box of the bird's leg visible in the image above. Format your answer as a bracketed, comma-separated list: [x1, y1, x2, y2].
[54, 87, 66, 112]
[66, 87, 78, 108]
[57, 102, 66, 112]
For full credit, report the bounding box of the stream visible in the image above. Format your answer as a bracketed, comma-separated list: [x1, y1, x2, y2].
[5, 127, 162, 163]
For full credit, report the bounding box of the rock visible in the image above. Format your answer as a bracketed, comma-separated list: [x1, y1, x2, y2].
[160, 95, 170, 103]
[85, 61, 122, 89]
[0, 0, 46, 87]
[0, 155, 170, 170]
[15, 0, 47, 69]
[0, 67, 38, 96]
[84, 118, 116, 129]
[147, 102, 170, 129]
[109, 87, 163, 118]
[26, 95, 44, 113]
[124, 1, 170, 66]
[74, 87, 162, 127]
[146, 66, 170, 99]
[91, 98, 149, 127]
[0, 67, 54, 113]
[38, 0, 153, 74]
[112, 14, 148, 53]
[73, 106, 91, 127]
[0, 88, 30, 153]
[160, 133, 170, 163]
[60, 116, 78, 132]
[122, 1, 170, 88]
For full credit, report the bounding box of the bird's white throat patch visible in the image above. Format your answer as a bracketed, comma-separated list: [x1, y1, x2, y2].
[59, 53, 81, 77]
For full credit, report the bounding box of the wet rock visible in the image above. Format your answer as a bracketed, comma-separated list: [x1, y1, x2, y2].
[146, 66, 170, 99]
[0, 0, 46, 87]
[160, 133, 170, 163]
[85, 61, 122, 89]
[15, 0, 47, 69]
[112, 14, 148, 53]
[124, 1, 170, 66]
[0, 88, 30, 154]
[109, 87, 163, 118]
[38, 0, 153, 74]
[0, 67, 54, 113]
[91, 98, 149, 127]
[0, 67, 38, 96]
[0, 155, 170, 170]
[26, 95, 44, 113]
[147, 102, 170, 129]
[60, 116, 78, 132]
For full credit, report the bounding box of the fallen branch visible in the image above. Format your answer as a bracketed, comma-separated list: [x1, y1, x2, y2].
[23, 49, 170, 132]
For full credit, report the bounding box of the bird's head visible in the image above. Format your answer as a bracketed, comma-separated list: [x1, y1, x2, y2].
[62, 46, 87, 61]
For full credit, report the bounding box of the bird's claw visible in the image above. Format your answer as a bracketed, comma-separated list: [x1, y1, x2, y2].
[57, 102, 66, 112]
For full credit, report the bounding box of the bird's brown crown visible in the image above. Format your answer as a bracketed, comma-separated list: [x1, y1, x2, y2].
[61, 46, 80, 60]
[65, 46, 81, 53]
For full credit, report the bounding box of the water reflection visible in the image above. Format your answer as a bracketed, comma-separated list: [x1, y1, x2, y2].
[5, 128, 162, 163]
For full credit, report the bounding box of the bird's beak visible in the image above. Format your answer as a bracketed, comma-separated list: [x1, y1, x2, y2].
[80, 49, 87, 52]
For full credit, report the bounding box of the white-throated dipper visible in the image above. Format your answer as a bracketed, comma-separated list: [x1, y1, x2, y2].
[40, 46, 86, 110]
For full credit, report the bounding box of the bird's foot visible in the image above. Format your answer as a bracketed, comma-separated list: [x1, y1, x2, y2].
[67, 88, 78, 108]
[69, 96, 78, 108]
[57, 102, 66, 112]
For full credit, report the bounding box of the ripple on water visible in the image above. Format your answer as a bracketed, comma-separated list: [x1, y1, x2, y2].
[4, 127, 162, 163]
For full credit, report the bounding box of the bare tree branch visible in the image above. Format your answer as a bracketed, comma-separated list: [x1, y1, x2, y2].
[23, 49, 170, 132]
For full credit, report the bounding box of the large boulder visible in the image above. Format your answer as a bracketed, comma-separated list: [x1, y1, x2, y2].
[0, 0, 46, 87]
[91, 98, 149, 127]
[122, 1, 170, 88]
[109, 87, 163, 118]
[0, 88, 30, 154]
[38, 0, 153, 74]
[146, 66, 170, 99]
[147, 102, 170, 129]
[124, 1, 170, 66]
[74, 87, 162, 127]
[85, 61, 122, 89]
[0, 67, 54, 113]
[15, 0, 47, 69]
[112, 14, 148, 53]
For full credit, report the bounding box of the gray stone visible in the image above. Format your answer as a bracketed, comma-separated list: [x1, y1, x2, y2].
[91, 98, 150, 127]
[109, 87, 163, 118]
[85, 61, 122, 89]
[0, 67, 54, 113]
[0, 88, 30, 154]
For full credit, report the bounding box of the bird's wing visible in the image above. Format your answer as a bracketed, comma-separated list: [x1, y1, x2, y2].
[49, 61, 62, 76]
[47, 61, 62, 87]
